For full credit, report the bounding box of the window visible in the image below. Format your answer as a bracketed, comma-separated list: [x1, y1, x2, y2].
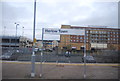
[96, 34, 98, 37]
[113, 32, 115, 34]
[96, 31, 97, 33]
[87, 40, 88, 42]
[80, 37, 82, 39]
[86, 31, 89, 33]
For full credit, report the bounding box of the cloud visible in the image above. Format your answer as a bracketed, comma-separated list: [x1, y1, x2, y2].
[69, 2, 118, 27]
[1, 0, 118, 40]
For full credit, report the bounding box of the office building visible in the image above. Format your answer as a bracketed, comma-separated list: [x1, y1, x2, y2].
[59, 25, 120, 50]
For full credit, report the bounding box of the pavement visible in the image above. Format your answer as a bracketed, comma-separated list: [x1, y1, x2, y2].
[1, 61, 119, 79]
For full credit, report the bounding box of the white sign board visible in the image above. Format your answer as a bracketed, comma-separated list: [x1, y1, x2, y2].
[91, 43, 107, 48]
[44, 28, 85, 35]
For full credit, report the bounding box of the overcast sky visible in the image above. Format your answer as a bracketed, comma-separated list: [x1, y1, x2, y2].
[1, 0, 118, 40]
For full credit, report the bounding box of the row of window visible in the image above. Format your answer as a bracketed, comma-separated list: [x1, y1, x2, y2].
[70, 34, 119, 39]
[70, 39, 119, 43]
[68, 37, 119, 40]
[89, 31, 119, 34]
[70, 40, 88, 42]
[87, 29, 118, 31]
[91, 40, 118, 44]
[71, 37, 119, 40]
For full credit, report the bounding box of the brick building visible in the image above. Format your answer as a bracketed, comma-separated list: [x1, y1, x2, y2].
[59, 25, 120, 50]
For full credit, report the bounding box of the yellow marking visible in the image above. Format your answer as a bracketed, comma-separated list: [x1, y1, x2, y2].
[1, 61, 119, 66]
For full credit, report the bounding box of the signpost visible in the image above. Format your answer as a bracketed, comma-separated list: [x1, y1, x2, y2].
[41, 28, 87, 78]
[84, 29, 87, 78]
[40, 28, 44, 77]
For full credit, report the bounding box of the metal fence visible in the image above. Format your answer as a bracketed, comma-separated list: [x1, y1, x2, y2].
[1, 47, 119, 79]
[1, 47, 119, 63]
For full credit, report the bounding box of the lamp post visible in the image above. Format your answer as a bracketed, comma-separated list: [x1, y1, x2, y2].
[22, 26, 24, 37]
[22, 26, 24, 48]
[31, 0, 36, 77]
[15, 23, 19, 48]
[4, 26, 6, 36]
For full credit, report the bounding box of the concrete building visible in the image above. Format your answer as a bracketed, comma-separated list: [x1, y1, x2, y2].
[52, 40, 59, 48]
[59, 25, 120, 50]
[0, 36, 33, 48]
[36, 40, 60, 49]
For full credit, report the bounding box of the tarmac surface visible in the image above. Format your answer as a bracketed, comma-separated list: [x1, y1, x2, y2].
[1, 61, 119, 79]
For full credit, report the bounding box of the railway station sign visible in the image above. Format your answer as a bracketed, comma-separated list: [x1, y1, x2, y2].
[44, 28, 85, 35]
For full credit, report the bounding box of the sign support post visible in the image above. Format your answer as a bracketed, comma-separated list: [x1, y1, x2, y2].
[40, 28, 44, 77]
[84, 28, 87, 79]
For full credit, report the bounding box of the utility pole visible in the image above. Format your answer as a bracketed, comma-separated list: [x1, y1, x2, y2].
[31, 0, 36, 77]
[22, 26, 24, 37]
[15, 23, 19, 49]
[22, 26, 24, 48]
[4, 26, 6, 36]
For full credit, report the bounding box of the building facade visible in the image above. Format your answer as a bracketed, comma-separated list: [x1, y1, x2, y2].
[59, 25, 120, 50]
[1, 36, 33, 48]
[36, 40, 60, 49]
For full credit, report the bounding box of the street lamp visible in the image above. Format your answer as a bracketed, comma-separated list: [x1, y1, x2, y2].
[22, 26, 24, 37]
[3, 26, 6, 36]
[15, 22, 19, 48]
[31, 0, 36, 78]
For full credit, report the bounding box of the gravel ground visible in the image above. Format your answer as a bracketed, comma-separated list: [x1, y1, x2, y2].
[2, 61, 119, 79]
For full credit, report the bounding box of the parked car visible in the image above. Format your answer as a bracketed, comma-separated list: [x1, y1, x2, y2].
[45, 48, 53, 52]
[65, 51, 71, 57]
[82, 55, 96, 63]
[34, 48, 39, 52]
[0, 52, 13, 60]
